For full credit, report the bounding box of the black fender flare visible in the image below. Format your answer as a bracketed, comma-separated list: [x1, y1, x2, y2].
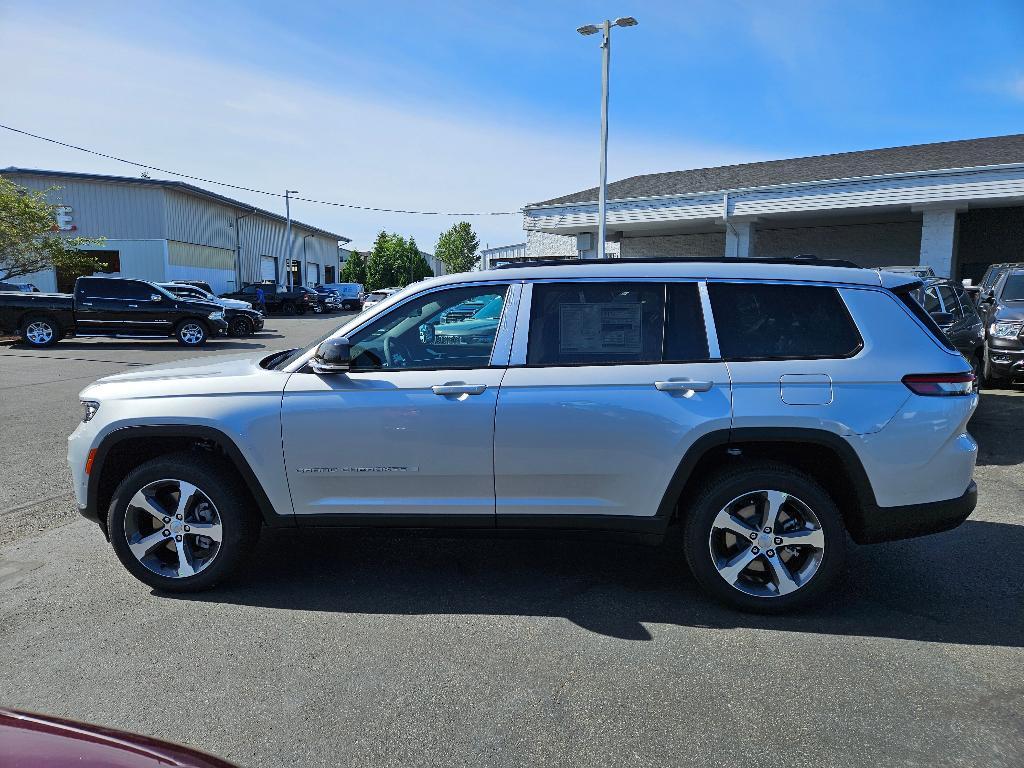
[87, 424, 291, 530]
[655, 427, 878, 522]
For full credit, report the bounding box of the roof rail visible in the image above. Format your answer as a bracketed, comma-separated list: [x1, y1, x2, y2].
[492, 255, 862, 269]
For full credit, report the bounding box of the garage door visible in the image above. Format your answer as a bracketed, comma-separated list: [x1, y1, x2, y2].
[306, 262, 320, 286]
[260, 256, 277, 283]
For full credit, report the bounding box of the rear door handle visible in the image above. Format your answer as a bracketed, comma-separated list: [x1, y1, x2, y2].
[432, 383, 487, 396]
[655, 379, 713, 393]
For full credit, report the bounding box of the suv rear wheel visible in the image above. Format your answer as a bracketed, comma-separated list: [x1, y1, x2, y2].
[683, 462, 846, 613]
[107, 453, 259, 591]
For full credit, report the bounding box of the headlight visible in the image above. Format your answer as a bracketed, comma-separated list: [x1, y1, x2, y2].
[209, 310, 225, 320]
[81, 400, 100, 423]
[991, 321, 1023, 339]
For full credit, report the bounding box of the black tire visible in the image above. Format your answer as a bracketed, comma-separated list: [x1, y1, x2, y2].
[281, 300, 297, 315]
[174, 319, 209, 346]
[107, 453, 260, 592]
[683, 461, 846, 613]
[971, 352, 984, 393]
[311, 302, 324, 314]
[20, 314, 63, 347]
[228, 316, 253, 337]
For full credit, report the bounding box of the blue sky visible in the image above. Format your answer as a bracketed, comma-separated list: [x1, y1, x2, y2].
[2, 0, 1023, 250]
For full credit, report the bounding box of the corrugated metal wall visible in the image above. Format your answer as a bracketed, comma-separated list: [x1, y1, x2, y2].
[3, 172, 342, 290]
[3, 174, 167, 239]
[237, 215, 339, 286]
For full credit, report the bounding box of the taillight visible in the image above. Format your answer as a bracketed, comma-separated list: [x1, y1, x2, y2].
[902, 373, 975, 396]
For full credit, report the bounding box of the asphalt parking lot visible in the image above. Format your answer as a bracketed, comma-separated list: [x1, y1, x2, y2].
[0, 314, 1022, 768]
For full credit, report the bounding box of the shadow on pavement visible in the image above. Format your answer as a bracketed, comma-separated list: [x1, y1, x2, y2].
[971, 390, 1024, 466]
[163, 518, 1023, 646]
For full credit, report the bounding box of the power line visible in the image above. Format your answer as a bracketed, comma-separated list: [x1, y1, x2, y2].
[0, 123, 522, 217]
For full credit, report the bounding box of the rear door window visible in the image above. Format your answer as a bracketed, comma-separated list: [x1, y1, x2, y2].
[527, 282, 665, 366]
[708, 282, 862, 360]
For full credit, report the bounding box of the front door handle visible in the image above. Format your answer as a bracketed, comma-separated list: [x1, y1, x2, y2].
[432, 383, 487, 396]
[655, 379, 713, 393]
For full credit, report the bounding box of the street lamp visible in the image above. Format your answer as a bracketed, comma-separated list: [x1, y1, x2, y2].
[284, 189, 298, 288]
[577, 16, 637, 259]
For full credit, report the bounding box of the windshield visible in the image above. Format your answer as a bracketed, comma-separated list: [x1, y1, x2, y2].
[367, 292, 388, 300]
[1001, 273, 1024, 301]
[473, 295, 505, 320]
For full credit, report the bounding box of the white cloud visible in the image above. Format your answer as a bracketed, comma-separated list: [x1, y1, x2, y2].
[0, 12, 762, 251]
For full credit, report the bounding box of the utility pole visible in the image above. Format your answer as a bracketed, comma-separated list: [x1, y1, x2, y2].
[284, 190, 298, 288]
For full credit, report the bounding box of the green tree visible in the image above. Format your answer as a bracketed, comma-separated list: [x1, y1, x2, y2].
[434, 221, 479, 274]
[364, 231, 405, 291]
[340, 249, 367, 285]
[0, 177, 105, 281]
[403, 236, 433, 285]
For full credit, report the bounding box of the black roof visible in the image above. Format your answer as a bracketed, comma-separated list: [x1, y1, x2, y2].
[1, 167, 350, 243]
[530, 134, 1024, 207]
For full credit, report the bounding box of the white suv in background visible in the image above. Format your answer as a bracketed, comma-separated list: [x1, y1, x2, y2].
[68, 258, 978, 612]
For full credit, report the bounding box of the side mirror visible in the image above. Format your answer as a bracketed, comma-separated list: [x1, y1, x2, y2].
[310, 337, 352, 374]
[150, 293, 162, 302]
[930, 311, 955, 326]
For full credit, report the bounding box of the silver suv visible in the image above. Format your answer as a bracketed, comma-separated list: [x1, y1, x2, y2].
[68, 259, 979, 612]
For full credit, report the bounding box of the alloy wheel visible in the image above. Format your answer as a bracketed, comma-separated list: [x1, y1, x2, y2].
[26, 321, 54, 345]
[179, 323, 205, 345]
[123, 478, 223, 579]
[708, 489, 825, 598]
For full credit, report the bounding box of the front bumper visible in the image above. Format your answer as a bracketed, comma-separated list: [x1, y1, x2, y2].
[986, 341, 1024, 377]
[851, 481, 977, 544]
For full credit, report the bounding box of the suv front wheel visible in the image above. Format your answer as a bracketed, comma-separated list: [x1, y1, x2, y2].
[683, 462, 846, 613]
[107, 453, 260, 591]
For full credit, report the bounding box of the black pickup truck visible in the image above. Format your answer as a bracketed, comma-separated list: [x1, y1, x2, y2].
[219, 282, 314, 315]
[0, 276, 229, 348]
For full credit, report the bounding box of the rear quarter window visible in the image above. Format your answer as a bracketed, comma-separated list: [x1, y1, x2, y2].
[708, 282, 862, 360]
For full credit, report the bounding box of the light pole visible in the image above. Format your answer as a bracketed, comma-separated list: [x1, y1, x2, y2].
[577, 16, 637, 259]
[284, 189, 298, 288]
[302, 233, 314, 287]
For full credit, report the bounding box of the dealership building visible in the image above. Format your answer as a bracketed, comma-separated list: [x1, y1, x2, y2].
[2, 168, 349, 294]
[522, 134, 1024, 281]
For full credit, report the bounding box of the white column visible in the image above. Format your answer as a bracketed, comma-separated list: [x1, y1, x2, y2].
[725, 220, 755, 258]
[917, 206, 962, 278]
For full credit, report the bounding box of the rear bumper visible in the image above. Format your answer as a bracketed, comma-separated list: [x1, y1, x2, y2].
[852, 481, 977, 544]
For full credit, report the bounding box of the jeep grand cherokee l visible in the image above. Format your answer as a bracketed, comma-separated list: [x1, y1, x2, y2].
[68, 258, 978, 612]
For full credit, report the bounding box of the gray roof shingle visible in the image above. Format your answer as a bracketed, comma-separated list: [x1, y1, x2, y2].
[529, 134, 1024, 208]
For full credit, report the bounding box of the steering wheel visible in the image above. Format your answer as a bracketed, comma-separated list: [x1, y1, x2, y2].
[384, 336, 413, 368]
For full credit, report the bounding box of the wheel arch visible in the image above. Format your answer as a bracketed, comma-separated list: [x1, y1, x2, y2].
[88, 424, 291, 536]
[658, 427, 879, 543]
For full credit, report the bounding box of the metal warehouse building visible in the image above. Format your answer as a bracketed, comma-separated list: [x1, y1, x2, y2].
[2, 168, 349, 294]
[523, 134, 1024, 281]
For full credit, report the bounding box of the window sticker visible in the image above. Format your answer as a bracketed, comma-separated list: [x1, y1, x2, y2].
[559, 302, 642, 354]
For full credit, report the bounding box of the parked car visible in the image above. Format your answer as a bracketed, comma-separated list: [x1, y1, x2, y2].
[297, 285, 334, 313]
[173, 279, 215, 295]
[0, 281, 40, 292]
[160, 283, 265, 337]
[0, 276, 228, 347]
[910, 277, 986, 384]
[360, 288, 398, 311]
[220, 282, 312, 315]
[971, 262, 1024, 300]
[69, 258, 978, 613]
[977, 266, 1024, 385]
[319, 282, 364, 310]
[0, 708, 240, 767]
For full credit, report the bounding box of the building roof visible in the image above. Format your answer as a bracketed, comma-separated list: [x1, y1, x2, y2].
[529, 134, 1024, 208]
[1, 167, 350, 242]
